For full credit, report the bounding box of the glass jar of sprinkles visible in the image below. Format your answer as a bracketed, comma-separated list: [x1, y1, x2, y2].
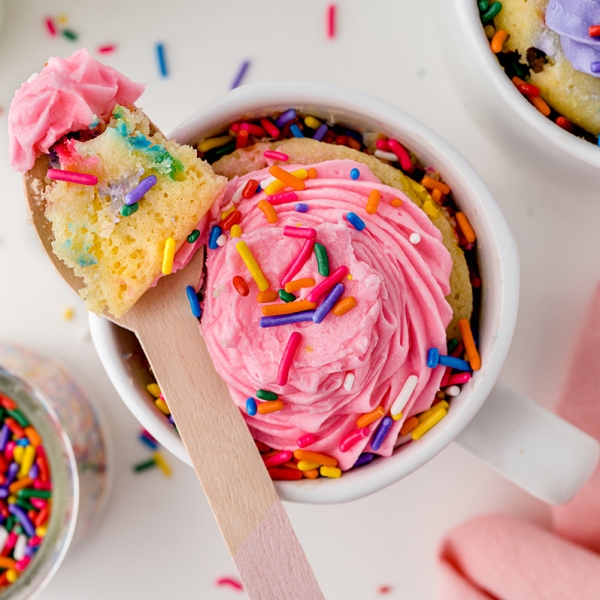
[0, 341, 112, 599]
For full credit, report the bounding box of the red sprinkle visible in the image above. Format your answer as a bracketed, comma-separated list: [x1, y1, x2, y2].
[260, 118, 280, 138]
[517, 82, 540, 97]
[0, 395, 17, 411]
[45, 17, 57, 36]
[232, 276, 249, 297]
[240, 123, 266, 137]
[220, 209, 242, 230]
[375, 139, 389, 151]
[327, 3, 336, 38]
[255, 440, 271, 453]
[268, 467, 303, 480]
[387, 139, 413, 172]
[242, 179, 259, 199]
[230, 123, 241, 133]
[263, 451, 293, 469]
[97, 45, 116, 53]
[556, 116, 573, 132]
[589, 25, 600, 37]
[236, 129, 249, 149]
[4, 418, 24, 439]
[215, 577, 244, 591]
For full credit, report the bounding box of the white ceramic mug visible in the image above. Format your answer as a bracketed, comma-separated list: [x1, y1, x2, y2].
[89, 81, 599, 505]
[441, 0, 600, 187]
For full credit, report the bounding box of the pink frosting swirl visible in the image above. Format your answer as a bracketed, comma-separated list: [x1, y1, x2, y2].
[200, 159, 453, 470]
[8, 48, 145, 172]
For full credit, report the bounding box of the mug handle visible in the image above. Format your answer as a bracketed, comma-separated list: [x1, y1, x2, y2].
[455, 380, 600, 505]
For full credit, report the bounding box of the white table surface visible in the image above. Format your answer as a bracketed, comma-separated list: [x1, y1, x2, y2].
[1, 1, 599, 598]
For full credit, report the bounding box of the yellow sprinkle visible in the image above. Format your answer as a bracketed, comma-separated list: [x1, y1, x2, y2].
[422, 199, 439, 218]
[264, 168, 308, 196]
[57, 14, 68, 24]
[235, 241, 270, 291]
[155, 398, 170, 415]
[153, 452, 172, 477]
[297, 461, 321, 471]
[18, 445, 35, 479]
[391, 198, 403, 207]
[35, 525, 47, 538]
[146, 383, 161, 398]
[320, 466, 342, 479]
[412, 407, 447, 440]
[197, 135, 233, 153]
[305, 346, 313, 353]
[304, 116, 321, 129]
[220, 205, 236, 220]
[7, 496, 16, 505]
[230, 224, 242, 238]
[162, 237, 176, 275]
[12, 446, 24, 465]
[391, 412, 403, 422]
[62, 307, 74, 321]
[418, 401, 449, 423]
[5, 569, 18, 583]
[347, 274, 353, 280]
[484, 24, 496, 39]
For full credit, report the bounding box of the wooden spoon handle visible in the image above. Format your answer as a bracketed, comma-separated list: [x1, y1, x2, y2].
[127, 285, 324, 599]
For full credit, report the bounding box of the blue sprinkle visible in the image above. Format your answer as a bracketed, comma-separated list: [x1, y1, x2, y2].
[186, 285, 202, 318]
[256, 184, 262, 193]
[246, 398, 257, 416]
[290, 124, 304, 138]
[353, 453, 375, 468]
[231, 60, 251, 89]
[208, 225, 222, 249]
[350, 168, 360, 180]
[342, 127, 363, 144]
[313, 123, 328, 141]
[370, 417, 393, 451]
[139, 433, 158, 450]
[275, 109, 296, 128]
[427, 347, 471, 372]
[427, 348, 440, 368]
[16, 439, 29, 447]
[156, 43, 168, 77]
[295, 203, 309, 213]
[346, 212, 366, 231]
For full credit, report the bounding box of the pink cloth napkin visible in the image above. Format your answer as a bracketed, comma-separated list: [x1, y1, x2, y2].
[438, 284, 600, 600]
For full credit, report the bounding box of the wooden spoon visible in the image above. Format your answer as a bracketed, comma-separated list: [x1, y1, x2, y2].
[24, 155, 325, 600]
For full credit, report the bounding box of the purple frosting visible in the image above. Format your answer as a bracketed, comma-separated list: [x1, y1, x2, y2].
[546, 0, 600, 77]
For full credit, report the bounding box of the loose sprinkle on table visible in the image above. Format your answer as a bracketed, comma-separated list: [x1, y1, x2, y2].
[155, 43, 168, 78]
[231, 60, 250, 89]
[327, 4, 336, 38]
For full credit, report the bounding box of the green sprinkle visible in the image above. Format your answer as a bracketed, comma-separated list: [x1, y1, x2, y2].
[278, 289, 296, 303]
[477, 0, 489, 11]
[12, 525, 22, 535]
[6, 409, 28, 428]
[447, 338, 459, 354]
[133, 458, 157, 473]
[62, 29, 78, 41]
[314, 243, 330, 277]
[5, 517, 14, 532]
[15, 498, 36, 511]
[481, 1, 502, 22]
[256, 389, 278, 401]
[187, 229, 200, 243]
[17, 489, 52, 500]
[120, 203, 139, 217]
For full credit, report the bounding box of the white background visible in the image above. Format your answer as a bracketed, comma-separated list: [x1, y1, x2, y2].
[1, 1, 599, 598]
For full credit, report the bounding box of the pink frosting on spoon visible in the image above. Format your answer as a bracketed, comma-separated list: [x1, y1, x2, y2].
[8, 48, 145, 172]
[200, 159, 453, 470]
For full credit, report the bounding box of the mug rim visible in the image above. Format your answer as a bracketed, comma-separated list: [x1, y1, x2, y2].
[90, 80, 520, 504]
[452, 0, 600, 169]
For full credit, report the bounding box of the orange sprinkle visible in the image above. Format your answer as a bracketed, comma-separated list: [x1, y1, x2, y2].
[257, 400, 284, 415]
[0, 558, 15, 571]
[490, 29, 508, 53]
[530, 95, 551, 117]
[356, 406, 385, 429]
[9, 478, 33, 494]
[511, 75, 526, 87]
[269, 165, 306, 191]
[293, 450, 338, 467]
[256, 290, 279, 303]
[458, 318, 481, 371]
[303, 469, 319, 479]
[261, 300, 316, 316]
[281, 461, 300, 470]
[366, 189, 381, 214]
[307, 167, 317, 178]
[391, 198, 403, 207]
[284, 278, 315, 293]
[257, 199, 278, 224]
[400, 416, 420, 436]
[455, 212, 476, 244]
[421, 176, 450, 195]
[431, 188, 442, 204]
[24, 427, 41, 447]
[331, 296, 357, 316]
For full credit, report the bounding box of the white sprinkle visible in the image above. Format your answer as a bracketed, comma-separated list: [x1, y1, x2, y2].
[374, 150, 398, 162]
[391, 375, 419, 417]
[231, 184, 244, 204]
[13, 534, 27, 561]
[216, 234, 227, 247]
[0, 526, 8, 553]
[343, 373, 355, 392]
[409, 233, 421, 244]
[445, 385, 461, 397]
[260, 175, 277, 189]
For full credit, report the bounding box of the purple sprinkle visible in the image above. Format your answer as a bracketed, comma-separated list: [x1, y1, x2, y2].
[312, 283, 344, 324]
[125, 175, 157, 205]
[294, 203, 309, 213]
[24, 545, 36, 557]
[0, 425, 10, 452]
[353, 452, 375, 468]
[5, 462, 19, 486]
[275, 109, 296, 128]
[168, 415, 175, 425]
[592, 61, 600, 74]
[370, 416, 393, 451]
[28, 463, 39, 480]
[231, 59, 251, 89]
[260, 310, 316, 328]
[8, 504, 35, 537]
[0, 488, 8, 499]
[313, 123, 328, 141]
